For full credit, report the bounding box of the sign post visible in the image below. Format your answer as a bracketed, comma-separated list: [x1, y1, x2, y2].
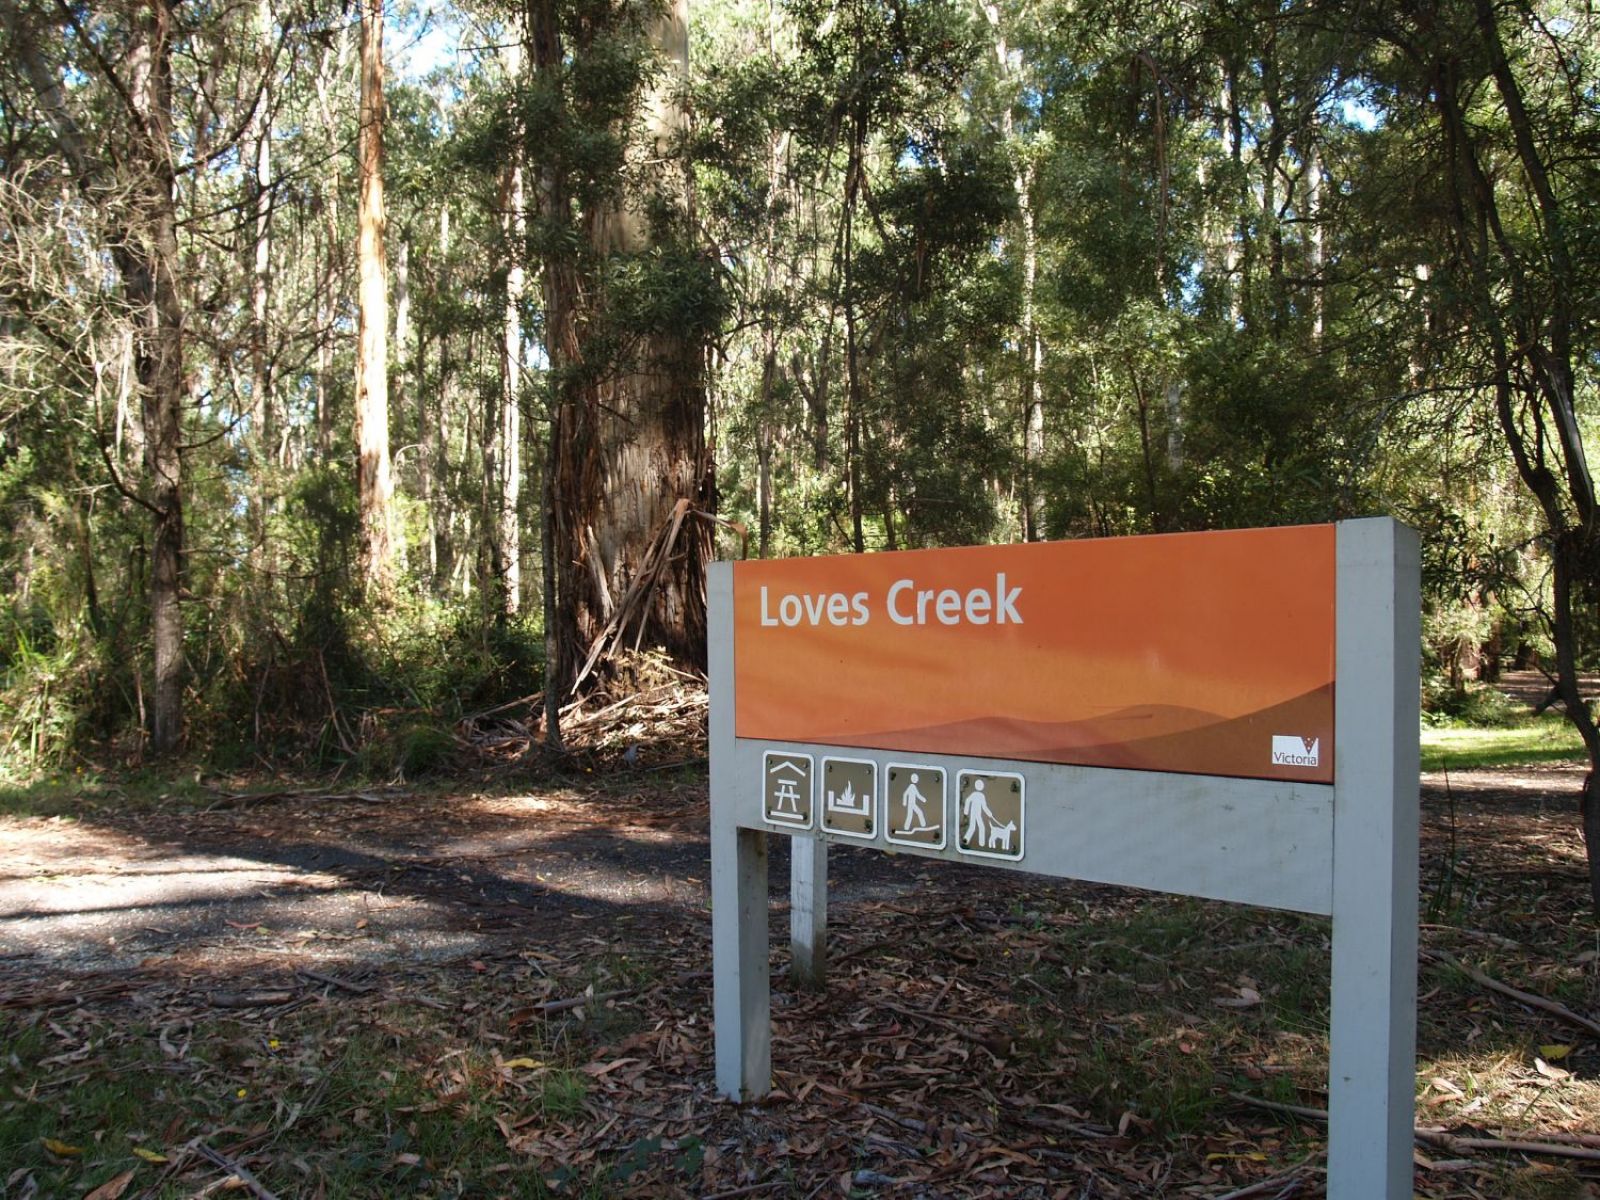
[709, 518, 1419, 1200]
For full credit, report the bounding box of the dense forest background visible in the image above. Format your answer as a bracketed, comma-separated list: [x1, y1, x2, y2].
[0, 0, 1596, 783]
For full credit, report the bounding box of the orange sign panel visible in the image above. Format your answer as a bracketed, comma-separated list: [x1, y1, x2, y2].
[733, 526, 1336, 783]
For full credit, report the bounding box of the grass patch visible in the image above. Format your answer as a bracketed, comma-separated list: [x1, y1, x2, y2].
[1421, 714, 1585, 771]
[0, 769, 217, 819]
[0, 986, 634, 1198]
[999, 899, 1335, 1137]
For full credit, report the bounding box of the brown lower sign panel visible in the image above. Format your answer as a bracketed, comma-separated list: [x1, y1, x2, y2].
[763, 751, 814, 829]
[820, 757, 876, 839]
[956, 770, 1024, 860]
[884, 763, 946, 849]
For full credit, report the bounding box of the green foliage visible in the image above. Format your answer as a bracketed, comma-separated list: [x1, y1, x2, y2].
[0, 611, 86, 779]
[6, 0, 1600, 782]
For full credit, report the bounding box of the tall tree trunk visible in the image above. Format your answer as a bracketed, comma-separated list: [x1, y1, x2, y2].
[497, 46, 526, 617]
[1305, 144, 1324, 341]
[979, 0, 1044, 542]
[355, 0, 397, 595]
[1225, 68, 1249, 326]
[392, 234, 411, 461]
[426, 202, 453, 586]
[312, 30, 346, 462]
[129, 0, 187, 756]
[538, 0, 713, 692]
[1017, 176, 1044, 541]
[249, 0, 274, 564]
[842, 117, 866, 555]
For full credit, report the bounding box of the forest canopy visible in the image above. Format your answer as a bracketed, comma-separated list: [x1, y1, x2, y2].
[1, 0, 1597, 786]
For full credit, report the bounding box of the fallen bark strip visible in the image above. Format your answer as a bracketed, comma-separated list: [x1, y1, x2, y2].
[1229, 1092, 1600, 1164]
[295, 968, 374, 995]
[0, 978, 137, 1009]
[699, 1182, 786, 1200]
[1213, 1171, 1307, 1200]
[196, 1143, 281, 1200]
[201, 789, 404, 812]
[1422, 947, 1600, 1039]
[532, 969, 715, 1016]
[207, 990, 297, 1009]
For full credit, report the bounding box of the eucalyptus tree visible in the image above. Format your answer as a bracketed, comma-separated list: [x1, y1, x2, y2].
[517, 0, 722, 730]
[356, 0, 400, 596]
[0, 0, 266, 753]
[1341, 0, 1600, 909]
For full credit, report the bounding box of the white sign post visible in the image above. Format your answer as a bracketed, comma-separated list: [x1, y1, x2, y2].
[710, 518, 1419, 1200]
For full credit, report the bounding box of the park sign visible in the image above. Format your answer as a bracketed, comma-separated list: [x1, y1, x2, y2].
[735, 525, 1336, 785]
[710, 519, 1421, 1200]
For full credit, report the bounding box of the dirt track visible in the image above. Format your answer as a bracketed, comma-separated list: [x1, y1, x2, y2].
[0, 774, 1001, 980]
[1, 757, 1592, 986]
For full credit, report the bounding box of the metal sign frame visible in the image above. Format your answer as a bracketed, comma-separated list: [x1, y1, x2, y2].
[710, 518, 1419, 1200]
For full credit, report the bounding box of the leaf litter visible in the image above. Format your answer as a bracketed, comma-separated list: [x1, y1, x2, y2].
[1, 758, 1600, 1196]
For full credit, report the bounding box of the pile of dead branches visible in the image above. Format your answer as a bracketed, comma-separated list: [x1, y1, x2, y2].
[454, 650, 707, 769]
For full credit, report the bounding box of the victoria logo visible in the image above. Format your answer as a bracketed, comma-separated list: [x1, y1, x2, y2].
[1271, 735, 1321, 768]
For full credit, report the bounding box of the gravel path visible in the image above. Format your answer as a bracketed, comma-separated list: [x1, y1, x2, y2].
[0, 777, 960, 978]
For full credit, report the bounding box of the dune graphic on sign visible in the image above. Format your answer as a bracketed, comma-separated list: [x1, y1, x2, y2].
[734, 525, 1337, 784]
[803, 687, 1333, 783]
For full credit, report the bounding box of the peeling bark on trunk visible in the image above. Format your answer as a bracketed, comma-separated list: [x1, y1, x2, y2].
[536, 0, 713, 695]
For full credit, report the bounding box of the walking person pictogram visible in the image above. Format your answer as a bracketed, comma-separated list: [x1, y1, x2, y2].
[899, 772, 933, 833]
[885, 763, 946, 849]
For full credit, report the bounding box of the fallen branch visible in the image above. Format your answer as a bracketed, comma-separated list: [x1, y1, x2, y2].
[196, 1143, 281, 1200]
[460, 691, 543, 724]
[700, 1182, 785, 1200]
[295, 969, 375, 996]
[1422, 947, 1600, 1039]
[0, 978, 137, 1009]
[207, 990, 297, 1009]
[536, 985, 637, 1016]
[1229, 1092, 1600, 1164]
[1417, 1131, 1600, 1162]
[1227, 1093, 1328, 1123]
[1213, 1171, 1307, 1200]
